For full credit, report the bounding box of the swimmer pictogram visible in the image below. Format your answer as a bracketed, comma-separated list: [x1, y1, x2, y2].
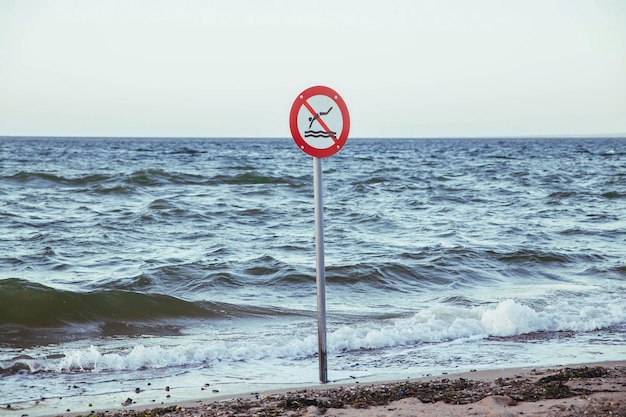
[289, 85, 350, 158]
[305, 107, 336, 138]
[308, 107, 332, 128]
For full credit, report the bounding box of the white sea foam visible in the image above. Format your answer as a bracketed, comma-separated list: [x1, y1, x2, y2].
[31, 298, 622, 374]
[481, 299, 549, 336]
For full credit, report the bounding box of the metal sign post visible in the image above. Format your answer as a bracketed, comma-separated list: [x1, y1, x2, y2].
[313, 156, 328, 382]
[289, 85, 350, 383]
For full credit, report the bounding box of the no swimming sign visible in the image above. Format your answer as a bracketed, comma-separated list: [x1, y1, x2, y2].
[289, 85, 350, 158]
[288, 85, 351, 383]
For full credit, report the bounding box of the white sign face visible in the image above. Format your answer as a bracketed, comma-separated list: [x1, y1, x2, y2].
[295, 94, 344, 150]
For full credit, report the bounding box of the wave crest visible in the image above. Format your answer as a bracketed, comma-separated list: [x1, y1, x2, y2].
[0, 278, 219, 328]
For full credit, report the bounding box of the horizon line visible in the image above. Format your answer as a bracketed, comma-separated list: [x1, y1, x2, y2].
[1, 134, 625, 140]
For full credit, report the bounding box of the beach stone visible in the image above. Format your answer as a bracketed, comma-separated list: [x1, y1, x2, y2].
[303, 405, 323, 416]
[477, 395, 516, 406]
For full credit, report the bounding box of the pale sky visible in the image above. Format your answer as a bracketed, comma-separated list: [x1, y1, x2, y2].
[1, 0, 625, 138]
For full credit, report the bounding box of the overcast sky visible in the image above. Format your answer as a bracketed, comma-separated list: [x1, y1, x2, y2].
[1, 0, 625, 138]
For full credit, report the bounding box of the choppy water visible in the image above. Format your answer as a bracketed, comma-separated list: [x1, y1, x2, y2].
[1, 137, 625, 414]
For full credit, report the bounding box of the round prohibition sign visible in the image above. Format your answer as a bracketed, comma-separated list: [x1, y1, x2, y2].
[289, 86, 350, 158]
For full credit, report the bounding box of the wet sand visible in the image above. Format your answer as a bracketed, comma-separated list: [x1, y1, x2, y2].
[8, 361, 626, 417]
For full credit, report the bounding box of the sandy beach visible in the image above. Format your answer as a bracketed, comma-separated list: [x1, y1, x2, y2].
[6, 361, 622, 417]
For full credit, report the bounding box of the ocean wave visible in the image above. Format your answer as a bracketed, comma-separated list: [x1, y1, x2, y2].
[6, 171, 111, 186]
[328, 297, 626, 352]
[495, 249, 573, 264]
[113, 247, 603, 297]
[3, 298, 623, 375]
[208, 172, 300, 186]
[0, 278, 301, 333]
[164, 147, 207, 155]
[5, 169, 205, 190]
[129, 255, 499, 295]
[124, 169, 205, 186]
[91, 184, 136, 194]
[0, 279, 217, 327]
[0, 278, 312, 336]
[110, 256, 312, 293]
[602, 191, 626, 199]
[4, 169, 301, 189]
[325, 262, 439, 292]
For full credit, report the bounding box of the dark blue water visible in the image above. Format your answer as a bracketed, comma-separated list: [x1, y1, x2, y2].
[1, 137, 625, 414]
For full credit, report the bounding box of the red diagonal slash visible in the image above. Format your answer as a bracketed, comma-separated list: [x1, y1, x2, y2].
[302, 100, 338, 141]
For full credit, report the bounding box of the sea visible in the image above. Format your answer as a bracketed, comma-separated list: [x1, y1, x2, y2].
[1, 136, 625, 415]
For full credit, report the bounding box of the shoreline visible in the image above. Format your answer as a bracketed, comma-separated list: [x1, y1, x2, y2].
[7, 360, 625, 417]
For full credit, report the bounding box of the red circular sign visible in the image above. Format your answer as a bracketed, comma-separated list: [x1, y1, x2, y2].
[289, 86, 350, 158]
